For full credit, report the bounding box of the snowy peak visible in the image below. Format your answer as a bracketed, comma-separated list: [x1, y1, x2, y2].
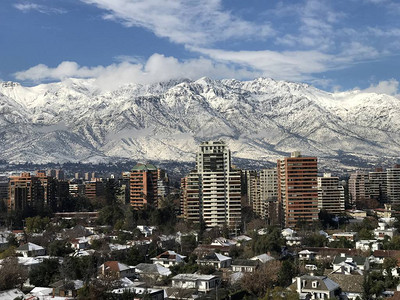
[0, 78, 399, 169]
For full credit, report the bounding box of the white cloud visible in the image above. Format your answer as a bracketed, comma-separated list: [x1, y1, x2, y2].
[14, 54, 260, 90]
[189, 47, 335, 82]
[14, 3, 66, 14]
[362, 79, 400, 96]
[80, 0, 274, 46]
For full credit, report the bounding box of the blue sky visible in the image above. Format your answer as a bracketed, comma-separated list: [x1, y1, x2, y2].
[1, 0, 400, 94]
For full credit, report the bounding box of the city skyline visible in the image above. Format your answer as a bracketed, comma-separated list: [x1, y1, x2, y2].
[1, 0, 400, 95]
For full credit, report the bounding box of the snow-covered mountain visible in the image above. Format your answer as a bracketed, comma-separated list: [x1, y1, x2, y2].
[1, 77, 399, 170]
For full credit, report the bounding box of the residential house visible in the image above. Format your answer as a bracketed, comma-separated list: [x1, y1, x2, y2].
[331, 232, 357, 242]
[16, 242, 45, 257]
[374, 222, 398, 240]
[98, 261, 136, 278]
[112, 287, 164, 300]
[71, 237, 89, 250]
[51, 280, 83, 298]
[250, 253, 275, 264]
[296, 275, 340, 300]
[355, 240, 381, 252]
[373, 250, 400, 266]
[135, 263, 171, 281]
[326, 273, 363, 300]
[231, 259, 259, 273]
[298, 250, 316, 261]
[0, 289, 26, 300]
[137, 225, 156, 237]
[197, 252, 232, 269]
[171, 274, 219, 293]
[332, 253, 369, 274]
[151, 250, 186, 268]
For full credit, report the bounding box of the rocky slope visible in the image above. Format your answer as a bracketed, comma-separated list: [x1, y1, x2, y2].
[1, 77, 399, 170]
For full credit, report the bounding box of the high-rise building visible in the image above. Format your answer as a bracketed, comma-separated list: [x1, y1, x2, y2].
[348, 171, 369, 207]
[8, 172, 43, 212]
[181, 172, 201, 223]
[387, 165, 400, 206]
[181, 141, 242, 229]
[0, 180, 9, 210]
[369, 168, 387, 204]
[277, 151, 318, 228]
[318, 173, 345, 215]
[245, 168, 278, 222]
[85, 180, 104, 203]
[36, 170, 58, 211]
[259, 168, 278, 221]
[129, 163, 158, 208]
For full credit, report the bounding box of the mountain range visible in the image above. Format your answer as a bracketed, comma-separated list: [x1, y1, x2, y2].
[1, 77, 399, 171]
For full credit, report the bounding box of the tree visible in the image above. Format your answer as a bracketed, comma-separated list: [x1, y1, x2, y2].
[29, 259, 60, 286]
[261, 286, 299, 300]
[278, 260, 298, 287]
[6, 233, 19, 247]
[48, 240, 74, 257]
[0, 257, 28, 290]
[302, 233, 327, 247]
[25, 216, 50, 233]
[240, 260, 282, 297]
[251, 227, 284, 255]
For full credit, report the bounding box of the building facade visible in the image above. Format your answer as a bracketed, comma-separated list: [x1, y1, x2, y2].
[277, 151, 318, 228]
[129, 163, 158, 208]
[181, 141, 242, 229]
[318, 173, 345, 215]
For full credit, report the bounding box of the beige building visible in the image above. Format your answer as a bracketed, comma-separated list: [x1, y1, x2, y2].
[181, 141, 241, 229]
[318, 173, 345, 215]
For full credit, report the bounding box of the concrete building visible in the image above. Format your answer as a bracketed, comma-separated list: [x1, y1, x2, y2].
[181, 141, 241, 229]
[8, 173, 43, 212]
[387, 165, 400, 206]
[348, 171, 369, 207]
[84, 180, 104, 203]
[130, 163, 158, 208]
[369, 168, 387, 204]
[318, 173, 345, 215]
[277, 152, 318, 228]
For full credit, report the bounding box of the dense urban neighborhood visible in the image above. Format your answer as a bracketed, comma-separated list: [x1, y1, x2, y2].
[1, 141, 400, 300]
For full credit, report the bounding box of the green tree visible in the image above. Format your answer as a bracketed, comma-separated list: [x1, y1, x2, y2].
[29, 259, 60, 286]
[25, 216, 50, 233]
[48, 240, 74, 257]
[0, 257, 28, 290]
[358, 228, 374, 240]
[278, 260, 298, 287]
[6, 234, 19, 247]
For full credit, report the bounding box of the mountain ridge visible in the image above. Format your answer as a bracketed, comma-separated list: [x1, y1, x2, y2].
[1, 77, 399, 170]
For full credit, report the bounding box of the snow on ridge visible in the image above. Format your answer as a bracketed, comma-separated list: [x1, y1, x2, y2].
[0, 77, 399, 168]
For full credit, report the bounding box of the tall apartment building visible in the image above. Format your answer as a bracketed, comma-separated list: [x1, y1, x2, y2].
[8, 172, 43, 212]
[181, 141, 242, 229]
[348, 171, 369, 207]
[48, 169, 65, 180]
[36, 170, 58, 211]
[245, 168, 278, 221]
[129, 163, 158, 209]
[181, 172, 201, 223]
[259, 168, 278, 220]
[0, 180, 9, 210]
[387, 165, 400, 206]
[318, 173, 345, 215]
[85, 180, 104, 203]
[369, 168, 387, 203]
[277, 151, 318, 228]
